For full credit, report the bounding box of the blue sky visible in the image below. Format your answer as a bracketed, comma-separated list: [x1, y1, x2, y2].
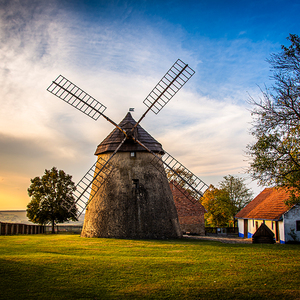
[0, 0, 299, 209]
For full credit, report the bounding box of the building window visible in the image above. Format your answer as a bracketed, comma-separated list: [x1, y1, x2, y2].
[272, 221, 274, 230]
[130, 152, 136, 158]
[132, 179, 139, 189]
[296, 221, 300, 231]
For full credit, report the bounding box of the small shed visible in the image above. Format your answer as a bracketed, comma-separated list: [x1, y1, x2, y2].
[252, 223, 275, 244]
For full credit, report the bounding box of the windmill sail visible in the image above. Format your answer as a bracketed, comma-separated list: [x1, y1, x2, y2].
[143, 59, 195, 115]
[151, 151, 209, 203]
[62, 156, 115, 217]
[63, 136, 128, 217]
[47, 75, 128, 135]
[47, 75, 107, 120]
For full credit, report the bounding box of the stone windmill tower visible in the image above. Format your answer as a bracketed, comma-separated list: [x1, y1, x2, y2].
[82, 112, 181, 238]
[47, 59, 209, 239]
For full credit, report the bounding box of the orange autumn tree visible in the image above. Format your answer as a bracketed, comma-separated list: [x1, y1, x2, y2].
[201, 185, 234, 227]
[202, 175, 253, 227]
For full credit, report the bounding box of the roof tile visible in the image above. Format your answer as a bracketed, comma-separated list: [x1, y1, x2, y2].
[235, 187, 291, 220]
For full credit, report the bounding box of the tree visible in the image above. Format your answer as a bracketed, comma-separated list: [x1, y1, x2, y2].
[219, 175, 253, 215]
[202, 175, 253, 227]
[247, 34, 300, 205]
[27, 167, 78, 233]
[201, 185, 234, 227]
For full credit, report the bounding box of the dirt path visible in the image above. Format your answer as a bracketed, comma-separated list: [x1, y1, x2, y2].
[183, 234, 252, 244]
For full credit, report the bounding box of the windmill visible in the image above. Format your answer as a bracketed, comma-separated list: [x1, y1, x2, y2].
[47, 59, 209, 239]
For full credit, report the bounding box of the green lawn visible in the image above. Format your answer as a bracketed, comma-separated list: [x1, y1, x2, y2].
[0, 234, 299, 299]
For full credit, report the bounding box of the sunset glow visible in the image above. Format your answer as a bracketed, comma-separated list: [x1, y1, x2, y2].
[1, 0, 299, 209]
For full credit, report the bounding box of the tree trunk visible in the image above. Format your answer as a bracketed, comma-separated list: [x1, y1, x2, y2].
[51, 219, 55, 234]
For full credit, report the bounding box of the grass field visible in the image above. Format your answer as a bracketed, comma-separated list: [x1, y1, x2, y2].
[0, 234, 299, 299]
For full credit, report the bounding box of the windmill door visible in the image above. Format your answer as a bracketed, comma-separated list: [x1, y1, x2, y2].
[244, 219, 248, 239]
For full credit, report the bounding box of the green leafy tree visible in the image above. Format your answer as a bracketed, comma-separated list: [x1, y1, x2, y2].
[27, 167, 78, 233]
[202, 176, 253, 227]
[219, 175, 253, 215]
[201, 185, 234, 227]
[247, 34, 300, 205]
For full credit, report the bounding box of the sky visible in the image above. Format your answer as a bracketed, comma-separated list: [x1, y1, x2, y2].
[0, 0, 299, 210]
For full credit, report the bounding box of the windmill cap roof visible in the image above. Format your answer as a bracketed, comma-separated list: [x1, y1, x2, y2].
[95, 112, 164, 155]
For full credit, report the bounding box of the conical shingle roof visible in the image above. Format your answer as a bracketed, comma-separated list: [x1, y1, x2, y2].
[95, 112, 164, 155]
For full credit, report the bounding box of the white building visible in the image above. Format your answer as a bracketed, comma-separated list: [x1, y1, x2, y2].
[235, 188, 300, 244]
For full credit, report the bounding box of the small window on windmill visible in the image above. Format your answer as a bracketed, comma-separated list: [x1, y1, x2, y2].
[130, 151, 136, 158]
[132, 179, 139, 189]
[296, 220, 300, 231]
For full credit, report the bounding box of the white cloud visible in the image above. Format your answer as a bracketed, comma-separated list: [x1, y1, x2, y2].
[0, 0, 274, 208]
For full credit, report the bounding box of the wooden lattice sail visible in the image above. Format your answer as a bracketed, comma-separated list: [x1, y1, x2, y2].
[47, 59, 209, 239]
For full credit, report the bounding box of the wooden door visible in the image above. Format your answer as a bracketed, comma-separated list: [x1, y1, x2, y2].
[244, 219, 248, 238]
[275, 221, 279, 242]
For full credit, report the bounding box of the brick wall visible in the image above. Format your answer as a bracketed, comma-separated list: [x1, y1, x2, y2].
[170, 181, 206, 235]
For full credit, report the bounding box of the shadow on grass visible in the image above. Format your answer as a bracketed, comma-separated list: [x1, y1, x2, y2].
[1, 235, 300, 300]
[0, 259, 109, 300]
[1, 257, 299, 300]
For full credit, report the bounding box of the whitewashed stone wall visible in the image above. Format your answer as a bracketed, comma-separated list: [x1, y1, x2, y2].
[283, 205, 300, 243]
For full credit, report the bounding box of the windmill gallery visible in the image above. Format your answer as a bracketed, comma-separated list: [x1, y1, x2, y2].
[47, 59, 208, 239]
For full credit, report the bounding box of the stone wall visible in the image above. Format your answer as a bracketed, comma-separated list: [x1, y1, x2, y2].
[81, 151, 182, 239]
[283, 204, 300, 243]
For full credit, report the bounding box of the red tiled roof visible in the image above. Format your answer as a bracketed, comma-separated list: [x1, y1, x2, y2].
[235, 187, 291, 221]
[170, 181, 206, 217]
